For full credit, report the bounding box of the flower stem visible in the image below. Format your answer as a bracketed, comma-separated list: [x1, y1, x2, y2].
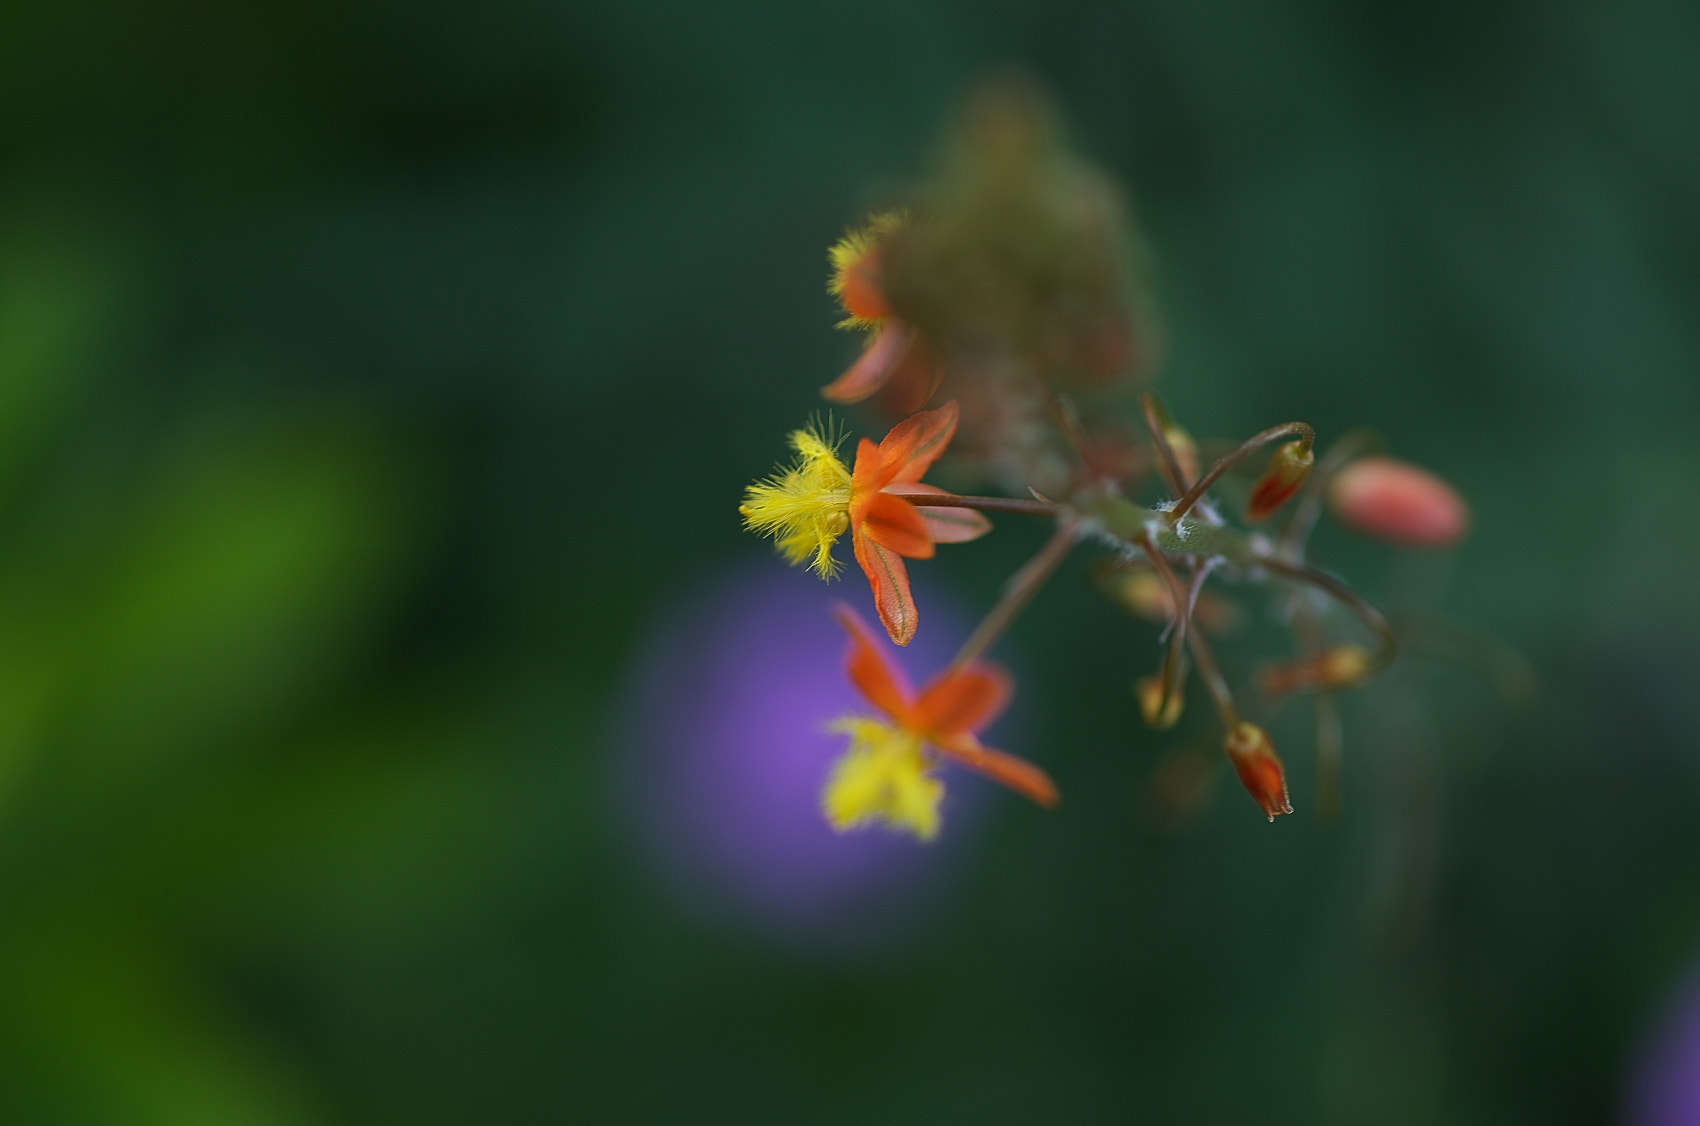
[950, 520, 1080, 671]
[1140, 535, 1241, 730]
[1277, 429, 1382, 560]
[1255, 555, 1397, 675]
[1169, 421, 1316, 522]
[1139, 392, 1190, 496]
[903, 492, 1061, 517]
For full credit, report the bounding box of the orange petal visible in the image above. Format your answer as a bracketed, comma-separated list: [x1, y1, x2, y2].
[830, 603, 914, 720]
[858, 492, 934, 559]
[821, 322, 914, 404]
[883, 483, 991, 544]
[853, 529, 919, 646]
[934, 734, 1059, 809]
[915, 663, 1011, 736]
[877, 400, 960, 484]
[877, 332, 945, 416]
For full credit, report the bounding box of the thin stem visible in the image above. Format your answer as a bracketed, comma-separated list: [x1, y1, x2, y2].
[1256, 555, 1397, 675]
[901, 491, 1061, 518]
[1139, 392, 1189, 496]
[1278, 429, 1382, 561]
[1048, 392, 1094, 475]
[1169, 421, 1315, 523]
[950, 520, 1080, 671]
[1141, 535, 1240, 730]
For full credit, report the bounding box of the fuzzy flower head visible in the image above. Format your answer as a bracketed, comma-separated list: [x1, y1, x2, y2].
[828, 210, 909, 331]
[740, 420, 853, 577]
[824, 717, 944, 840]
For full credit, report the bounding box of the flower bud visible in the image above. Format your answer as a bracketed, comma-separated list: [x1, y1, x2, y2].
[1258, 645, 1374, 697]
[1162, 422, 1199, 487]
[1136, 675, 1184, 729]
[1246, 440, 1315, 522]
[1327, 456, 1469, 549]
[1223, 721, 1293, 822]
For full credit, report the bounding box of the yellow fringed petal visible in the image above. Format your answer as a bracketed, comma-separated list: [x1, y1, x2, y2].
[740, 420, 853, 576]
[822, 717, 942, 841]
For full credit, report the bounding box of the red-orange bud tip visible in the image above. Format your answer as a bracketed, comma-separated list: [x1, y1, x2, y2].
[1223, 721, 1293, 822]
[1327, 456, 1470, 549]
[1245, 440, 1315, 522]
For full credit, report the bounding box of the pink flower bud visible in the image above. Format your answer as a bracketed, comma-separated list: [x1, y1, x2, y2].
[1327, 456, 1469, 549]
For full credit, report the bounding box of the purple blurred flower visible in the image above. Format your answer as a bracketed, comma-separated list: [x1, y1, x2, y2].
[1627, 960, 1700, 1126]
[610, 555, 1005, 960]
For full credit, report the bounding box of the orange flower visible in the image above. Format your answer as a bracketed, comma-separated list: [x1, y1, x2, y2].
[820, 212, 943, 415]
[849, 401, 988, 646]
[823, 605, 1059, 839]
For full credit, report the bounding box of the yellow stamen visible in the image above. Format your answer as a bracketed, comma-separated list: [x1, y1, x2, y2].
[822, 717, 942, 841]
[740, 419, 853, 577]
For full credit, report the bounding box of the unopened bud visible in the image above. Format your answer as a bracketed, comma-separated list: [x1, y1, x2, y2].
[1258, 645, 1374, 697]
[1327, 456, 1469, 549]
[1163, 423, 1199, 487]
[1136, 675, 1184, 729]
[1246, 440, 1315, 522]
[1223, 721, 1293, 822]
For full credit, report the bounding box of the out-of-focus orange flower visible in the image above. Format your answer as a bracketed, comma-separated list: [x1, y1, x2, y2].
[848, 401, 987, 645]
[822, 605, 1059, 839]
[820, 212, 943, 415]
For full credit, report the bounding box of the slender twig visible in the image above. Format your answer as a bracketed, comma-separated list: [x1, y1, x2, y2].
[1141, 534, 1240, 730]
[1256, 555, 1397, 674]
[1169, 421, 1315, 523]
[1139, 392, 1189, 496]
[950, 520, 1080, 671]
[1278, 429, 1382, 560]
[900, 491, 1061, 518]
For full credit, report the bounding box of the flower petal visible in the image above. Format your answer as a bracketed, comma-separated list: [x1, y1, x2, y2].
[831, 604, 914, 719]
[883, 483, 992, 544]
[852, 530, 919, 647]
[933, 734, 1060, 809]
[821, 322, 915, 404]
[915, 663, 1011, 736]
[859, 492, 935, 559]
[877, 400, 960, 484]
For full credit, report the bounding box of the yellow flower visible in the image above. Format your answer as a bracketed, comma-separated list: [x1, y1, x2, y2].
[822, 717, 943, 841]
[739, 420, 853, 577]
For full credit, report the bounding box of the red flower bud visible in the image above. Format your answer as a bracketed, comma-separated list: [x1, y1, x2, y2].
[1223, 722, 1293, 822]
[1327, 456, 1469, 549]
[1246, 440, 1314, 522]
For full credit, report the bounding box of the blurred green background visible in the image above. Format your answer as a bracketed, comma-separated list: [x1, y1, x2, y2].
[2, 0, 1698, 1122]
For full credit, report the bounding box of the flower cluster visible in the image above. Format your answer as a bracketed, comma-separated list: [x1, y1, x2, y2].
[740, 82, 1478, 840]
